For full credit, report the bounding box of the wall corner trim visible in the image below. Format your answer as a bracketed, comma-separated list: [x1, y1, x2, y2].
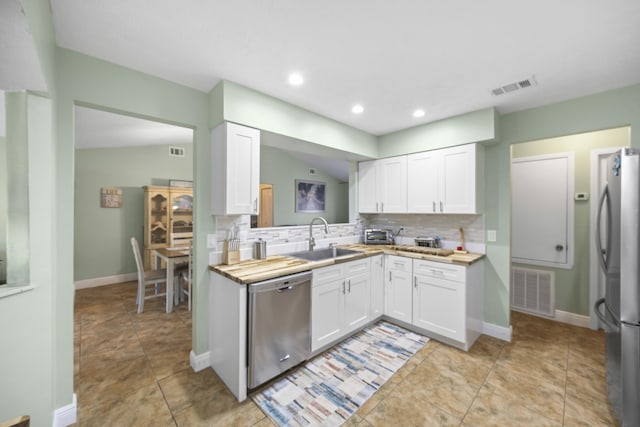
[482, 322, 512, 342]
[190, 350, 211, 372]
[53, 393, 77, 427]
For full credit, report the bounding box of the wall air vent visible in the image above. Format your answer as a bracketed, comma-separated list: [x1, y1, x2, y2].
[511, 266, 554, 317]
[492, 76, 537, 96]
[169, 147, 185, 157]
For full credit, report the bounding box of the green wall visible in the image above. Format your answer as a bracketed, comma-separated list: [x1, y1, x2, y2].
[485, 84, 640, 327]
[378, 107, 498, 156]
[214, 80, 379, 159]
[260, 145, 348, 226]
[0, 92, 56, 426]
[511, 127, 630, 315]
[0, 136, 6, 283]
[4, 93, 30, 285]
[74, 144, 193, 281]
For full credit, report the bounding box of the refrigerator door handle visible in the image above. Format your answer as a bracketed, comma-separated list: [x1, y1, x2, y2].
[595, 184, 611, 273]
[594, 297, 620, 332]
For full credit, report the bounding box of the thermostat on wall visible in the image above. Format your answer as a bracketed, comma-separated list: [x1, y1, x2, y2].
[574, 192, 589, 201]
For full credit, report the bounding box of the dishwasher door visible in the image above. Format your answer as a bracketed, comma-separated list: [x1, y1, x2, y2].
[247, 271, 312, 389]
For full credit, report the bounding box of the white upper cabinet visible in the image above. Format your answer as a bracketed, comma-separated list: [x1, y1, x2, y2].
[358, 156, 407, 213]
[407, 143, 481, 214]
[211, 122, 260, 215]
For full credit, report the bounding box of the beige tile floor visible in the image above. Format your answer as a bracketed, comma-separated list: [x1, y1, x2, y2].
[74, 281, 620, 426]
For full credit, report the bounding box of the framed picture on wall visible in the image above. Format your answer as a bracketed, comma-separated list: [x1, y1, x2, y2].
[295, 179, 326, 213]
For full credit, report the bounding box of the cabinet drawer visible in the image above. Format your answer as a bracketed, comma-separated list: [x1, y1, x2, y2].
[343, 258, 370, 277]
[386, 255, 412, 272]
[413, 259, 465, 283]
[313, 264, 343, 286]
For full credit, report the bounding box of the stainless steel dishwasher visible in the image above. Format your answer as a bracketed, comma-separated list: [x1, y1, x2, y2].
[247, 271, 312, 389]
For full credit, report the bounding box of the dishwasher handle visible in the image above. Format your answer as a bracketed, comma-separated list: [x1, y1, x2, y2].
[248, 271, 312, 293]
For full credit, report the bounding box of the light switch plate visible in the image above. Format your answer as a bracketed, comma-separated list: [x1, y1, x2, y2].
[487, 230, 497, 242]
[207, 234, 217, 249]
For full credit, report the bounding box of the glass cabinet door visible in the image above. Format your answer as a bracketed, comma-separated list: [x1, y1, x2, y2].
[169, 191, 193, 247]
[148, 191, 169, 246]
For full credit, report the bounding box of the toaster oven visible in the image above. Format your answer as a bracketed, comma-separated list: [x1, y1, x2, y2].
[364, 228, 394, 245]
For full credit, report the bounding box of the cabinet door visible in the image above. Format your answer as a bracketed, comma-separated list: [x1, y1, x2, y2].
[169, 189, 193, 247]
[358, 160, 378, 213]
[226, 122, 260, 214]
[413, 274, 465, 342]
[370, 255, 384, 318]
[385, 268, 413, 323]
[440, 144, 476, 214]
[211, 122, 260, 215]
[378, 156, 407, 213]
[344, 272, 370, 334]
[407, 151, 440, 213]
[311, 280, 345, 352]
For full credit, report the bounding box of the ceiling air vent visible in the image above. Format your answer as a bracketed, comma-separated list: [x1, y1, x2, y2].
[169, 146, 185, 157]
[492, 76, 537, 96]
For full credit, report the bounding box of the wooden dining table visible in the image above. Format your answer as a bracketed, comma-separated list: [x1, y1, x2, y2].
[152, 247, 189, 313]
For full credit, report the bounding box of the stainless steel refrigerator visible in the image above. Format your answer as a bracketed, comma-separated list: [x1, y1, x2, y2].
[595, 148, 640, 426]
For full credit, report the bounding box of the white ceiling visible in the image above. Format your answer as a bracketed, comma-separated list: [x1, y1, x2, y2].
[50, 0, 640, 135]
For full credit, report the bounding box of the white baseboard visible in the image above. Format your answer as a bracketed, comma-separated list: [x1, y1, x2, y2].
[482, 321, 512, 342]
[75, 273, 137, 289]
[190, 350, 211, 372]
[53, 393, 76, 427]
[555, 309, 590, 328]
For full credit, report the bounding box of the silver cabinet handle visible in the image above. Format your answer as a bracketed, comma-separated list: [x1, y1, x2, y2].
[555, 244, 564, 251]
[414, 276, 417, 288]
[342, 281, 346, 294]
[253, 198, 258, 213]
[348, 279, 351, 293]
[389, 271, 392, 282]
[440, 201, 443, 212]
[380, 202, 384, 212]
[432, 201, 436, 212]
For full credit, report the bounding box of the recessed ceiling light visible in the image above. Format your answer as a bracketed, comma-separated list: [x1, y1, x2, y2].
[413, 109, 425, 118]
[288, 72, 304, 86]
[352, 104, 364, 114]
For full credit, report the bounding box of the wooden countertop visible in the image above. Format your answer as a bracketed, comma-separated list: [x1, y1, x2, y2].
[210, 244, 484, 285]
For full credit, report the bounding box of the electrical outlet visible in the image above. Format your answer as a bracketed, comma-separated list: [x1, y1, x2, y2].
[487, 230, 497, 242]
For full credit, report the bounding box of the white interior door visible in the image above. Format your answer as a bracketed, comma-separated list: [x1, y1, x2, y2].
[511, 153, 574, 268]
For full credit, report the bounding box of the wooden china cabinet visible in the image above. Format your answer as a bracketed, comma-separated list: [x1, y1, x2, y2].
[143, 185, 193, 268]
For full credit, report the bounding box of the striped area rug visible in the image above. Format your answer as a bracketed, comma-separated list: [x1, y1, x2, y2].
[251, 321, 428, 426]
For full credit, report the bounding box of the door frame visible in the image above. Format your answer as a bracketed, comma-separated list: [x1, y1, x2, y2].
[589, 147, 622, 329]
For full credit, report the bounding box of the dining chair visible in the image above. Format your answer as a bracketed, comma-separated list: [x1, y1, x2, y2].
[179, 241, 192, 311]
[130, 236, 170, 314]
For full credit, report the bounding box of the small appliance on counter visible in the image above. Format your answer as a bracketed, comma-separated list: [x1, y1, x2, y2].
[415, 236, 441, 248]
[254, 238, 267, 260]
[364, 228, 394, 245]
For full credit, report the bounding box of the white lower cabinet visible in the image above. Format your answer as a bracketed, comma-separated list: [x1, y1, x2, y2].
[370, 255, 384, 318]
[412, 258, 484, 350]
[413, 261, 466, 343]
[384, 255, 413, 324]
[311, 258, 371, 352]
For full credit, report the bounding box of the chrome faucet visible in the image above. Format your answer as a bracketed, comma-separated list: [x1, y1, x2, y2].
[309, 217, 329, 251]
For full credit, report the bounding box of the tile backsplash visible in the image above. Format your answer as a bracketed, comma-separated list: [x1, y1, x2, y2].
[216, 213, 483, 250]
[360, 213, 484, 244]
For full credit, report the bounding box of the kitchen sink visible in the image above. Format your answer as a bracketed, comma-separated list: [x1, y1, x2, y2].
[287, 247, 361, 261]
